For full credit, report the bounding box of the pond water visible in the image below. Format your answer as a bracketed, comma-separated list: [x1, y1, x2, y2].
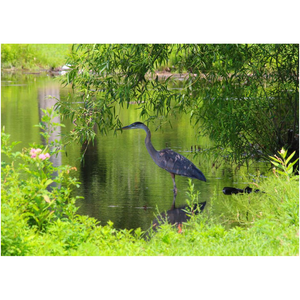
[1, 72, 270, 231]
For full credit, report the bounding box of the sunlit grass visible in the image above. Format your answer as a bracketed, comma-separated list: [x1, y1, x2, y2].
[3, 171, 298, 256]
[1, 44, 72, 69]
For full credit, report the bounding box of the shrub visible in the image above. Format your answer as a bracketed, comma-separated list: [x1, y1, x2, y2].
[1, 107, 81, 255]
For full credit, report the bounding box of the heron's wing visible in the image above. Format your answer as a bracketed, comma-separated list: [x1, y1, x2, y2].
[156, 149, 206, 181]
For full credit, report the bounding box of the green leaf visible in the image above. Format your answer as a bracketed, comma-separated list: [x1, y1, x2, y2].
[269, 156, 281, 163]
[287, 158, 299, 169]
[275, 169, 287, 176]
[44, 179, 53, 187]
[285, 151, 295, 165]
[31, 203, 40, 212]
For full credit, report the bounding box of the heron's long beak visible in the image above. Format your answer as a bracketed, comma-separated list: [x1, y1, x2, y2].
[121, 125, 132, 130]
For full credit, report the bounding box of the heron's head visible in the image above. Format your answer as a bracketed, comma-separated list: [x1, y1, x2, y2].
[121, 122, 145, 130]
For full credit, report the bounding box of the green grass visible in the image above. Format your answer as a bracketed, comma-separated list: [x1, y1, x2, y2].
[1, 128, 299, 256]
[0, 44, 185, 73]
[1, 44, 72, 70]
[2, 174, 298, 256]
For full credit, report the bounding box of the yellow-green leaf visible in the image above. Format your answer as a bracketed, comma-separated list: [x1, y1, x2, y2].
[44, 179, 53, 187]
[275, 169, 286, 176]
[285, 151, 295, 165]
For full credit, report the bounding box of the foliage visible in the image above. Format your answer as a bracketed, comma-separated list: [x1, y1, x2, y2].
[1, 202, 35, 256]
[218, 149, 299, 228]
[1, 44, 72, 69]
[57, 44, 299, 164]
[1, 108, 81, 237]
[2, 109, 298, 256]
[191, 44, 299, 164]
[269, 148, 298, 179]
[58, 44, 177, 145]
[182, 178, 204, 217]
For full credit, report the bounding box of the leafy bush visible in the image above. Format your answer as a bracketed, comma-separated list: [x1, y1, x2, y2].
[1, 108, 81, 255]
[1, 202, 35, 256]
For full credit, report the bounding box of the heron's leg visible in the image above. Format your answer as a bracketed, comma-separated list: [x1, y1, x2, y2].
[170, 173, 177, 195]
[170, 173, 177, 209]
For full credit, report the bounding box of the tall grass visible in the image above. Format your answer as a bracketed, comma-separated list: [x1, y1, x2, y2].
[1, 44, 72, 69]
[2, 168, 298, 255]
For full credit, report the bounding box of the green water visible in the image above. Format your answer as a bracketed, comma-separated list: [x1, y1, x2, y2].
[1, 72, 270, 230]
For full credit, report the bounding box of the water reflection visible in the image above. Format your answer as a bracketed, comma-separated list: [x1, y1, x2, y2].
[1, 73, 271, 231]
[78, 137, 105, 216]
[152, 201, 207, 230]
[143, 201, 207, 239]
[38, 83, 62, 189]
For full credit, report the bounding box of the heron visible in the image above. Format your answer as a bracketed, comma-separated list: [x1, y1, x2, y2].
[121, 122, 206, 207]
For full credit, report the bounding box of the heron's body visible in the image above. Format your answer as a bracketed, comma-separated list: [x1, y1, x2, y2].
[121, 122, 206, 207]
[150, 148, 206, 180]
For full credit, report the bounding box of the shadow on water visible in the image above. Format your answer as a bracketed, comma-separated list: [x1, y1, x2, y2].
[77, 136, 108, 218]
[144, 201, 206, 240]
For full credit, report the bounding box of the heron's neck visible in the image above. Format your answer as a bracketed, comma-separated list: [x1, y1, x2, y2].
[142, 125, 158, 159]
